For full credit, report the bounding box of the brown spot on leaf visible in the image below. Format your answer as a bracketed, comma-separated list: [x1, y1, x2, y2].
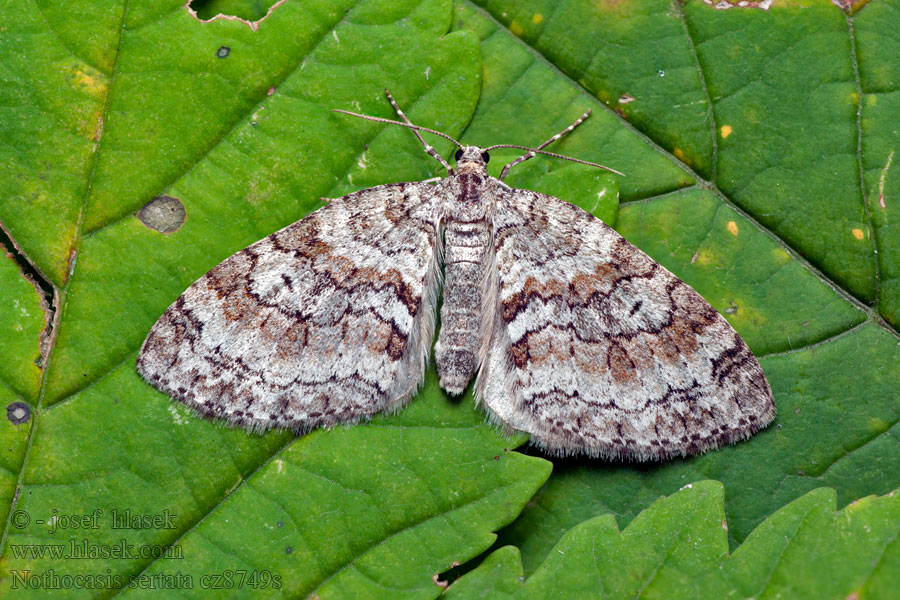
[139, 195, 186, 233]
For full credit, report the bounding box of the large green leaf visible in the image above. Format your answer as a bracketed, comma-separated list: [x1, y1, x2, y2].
[445, 480, 900, 599]
[1, 0, 900, 597]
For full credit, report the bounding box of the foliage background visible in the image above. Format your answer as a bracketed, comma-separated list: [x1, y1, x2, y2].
[1, 0, 899, 597]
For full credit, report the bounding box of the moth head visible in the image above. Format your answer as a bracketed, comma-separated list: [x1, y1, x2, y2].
[454, 146, 490, 174]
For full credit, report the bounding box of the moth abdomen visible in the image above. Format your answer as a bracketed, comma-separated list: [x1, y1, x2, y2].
[435, 219, 493, 395]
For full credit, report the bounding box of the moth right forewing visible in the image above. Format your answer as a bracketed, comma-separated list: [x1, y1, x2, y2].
[479, 188, 775, 461]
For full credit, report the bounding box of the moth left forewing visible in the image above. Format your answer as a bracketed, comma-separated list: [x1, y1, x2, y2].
[138, 182, 442, 433]
[478, 188, 775, 461]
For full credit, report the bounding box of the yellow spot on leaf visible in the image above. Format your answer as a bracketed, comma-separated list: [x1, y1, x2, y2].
[510, 21, 524, 36]
[720, 125, 733, 139]
[692, 249, 712, 265]
[771, 248, 791, 264]
[866, 93, 877, 106]
[850, 91, 858, 105]
[670, 148, 692, 166]
[852, 228, 865, 240]
[727, 221, 739, 236]
[63, 60, 108, 100]
[870, 417, 888, 432]
[74, 71, 106, 97]
[726, 302, 765, 329]
[532, 14, 543, 24]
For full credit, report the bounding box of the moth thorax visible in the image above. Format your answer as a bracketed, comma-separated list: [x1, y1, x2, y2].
[443, 174, 493, 222]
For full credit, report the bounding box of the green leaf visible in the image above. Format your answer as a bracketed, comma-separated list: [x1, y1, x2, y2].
[41, 0, 483, 406]
[2, 0, 900, 597]
[0, 250, 44, 401]
[856, 0, 900, 326]
[445, 480, 900, 599]
[440, 2, 900, 572]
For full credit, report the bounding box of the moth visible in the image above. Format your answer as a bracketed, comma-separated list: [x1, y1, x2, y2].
[138, 91, 775, 461]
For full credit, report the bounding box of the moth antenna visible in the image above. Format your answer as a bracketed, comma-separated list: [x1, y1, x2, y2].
[492, 110, 591, 179]
[332, 109, 463, 147]
[488, 144, 625, 180]
[486, 110, 622, 180]
[383, 90, 454, 174]
[333, 103, 463, 175]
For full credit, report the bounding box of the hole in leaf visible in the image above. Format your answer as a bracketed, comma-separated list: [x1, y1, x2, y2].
[190, 0, 276, 21]
[186, 0, 286, 31]
[0, 224, 57, 365]
[0, 226, 55, 309]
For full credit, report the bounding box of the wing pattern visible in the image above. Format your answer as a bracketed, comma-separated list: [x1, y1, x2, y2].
[138, 182, 442, 432]
[477, 188, 775, 460]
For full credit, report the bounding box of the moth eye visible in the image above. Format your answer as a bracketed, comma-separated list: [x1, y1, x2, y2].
[481, 151, 490, 164]
[455, 148, 464, 161]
